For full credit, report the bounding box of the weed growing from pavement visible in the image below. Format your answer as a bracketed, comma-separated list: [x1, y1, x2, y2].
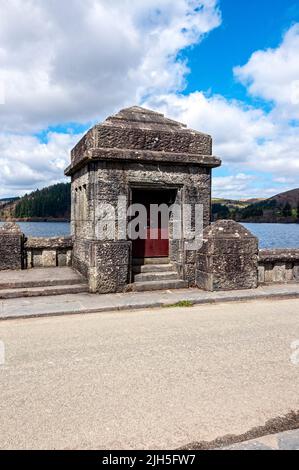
[163, 300, 194, 308]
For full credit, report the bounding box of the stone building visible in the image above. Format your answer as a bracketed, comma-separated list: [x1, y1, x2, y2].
[65, 106, 222, 293]
[1, 109, 297, 296]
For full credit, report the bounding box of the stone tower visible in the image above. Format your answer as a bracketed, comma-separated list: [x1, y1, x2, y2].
[65, 106, 221, 293]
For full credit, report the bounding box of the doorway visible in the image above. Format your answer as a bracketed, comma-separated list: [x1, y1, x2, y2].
[130, 188, 176, 259]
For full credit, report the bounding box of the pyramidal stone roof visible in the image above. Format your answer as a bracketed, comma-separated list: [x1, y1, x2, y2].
[203, 220, 258, 239]
[65, 106, 221, 175]
[104, 106, 188, 130]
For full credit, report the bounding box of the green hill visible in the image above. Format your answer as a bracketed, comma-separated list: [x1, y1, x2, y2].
[212, 189, 299, 223]
[1, 183, 298, 224]
[0, 183, 71, 221]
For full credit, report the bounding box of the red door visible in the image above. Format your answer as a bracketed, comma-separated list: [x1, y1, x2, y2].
[134, 227, 169, 258]
[131, 190, 171, 259]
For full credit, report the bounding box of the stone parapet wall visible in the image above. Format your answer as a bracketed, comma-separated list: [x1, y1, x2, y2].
[25, 236, 73, 268]
[258, 249, 299, 284]
[0, 223, 25, 270]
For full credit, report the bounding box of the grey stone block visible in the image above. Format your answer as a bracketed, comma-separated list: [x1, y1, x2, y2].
[0, 223, 24, 271]
[196, 220, 259, 291]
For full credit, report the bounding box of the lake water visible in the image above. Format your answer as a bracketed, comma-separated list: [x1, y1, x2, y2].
[242, 223, 299, 249]
[0, 221, 298, 249]
[0, 222, 70, 238]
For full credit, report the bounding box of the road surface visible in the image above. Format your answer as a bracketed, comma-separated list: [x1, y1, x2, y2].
[0, 298, 299, 449]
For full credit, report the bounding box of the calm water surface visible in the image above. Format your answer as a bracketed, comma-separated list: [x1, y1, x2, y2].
[0, 221, 70, 237]
[0, 221, 298, 249]
[242, 223, 299, 249]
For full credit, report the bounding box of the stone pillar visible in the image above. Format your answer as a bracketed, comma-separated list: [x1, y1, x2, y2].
[88, 241, 131, 294]
[0, 223, 25, 271]
[196, 220, 258, 291]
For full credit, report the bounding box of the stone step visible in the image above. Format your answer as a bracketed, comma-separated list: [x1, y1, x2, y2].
[134, 271, 179, 282]
[0, 284, 89, 299]
[131, 279, 188, 292]
[132, 264, 174, 274]
[0, 278, 85, 290]
[133, 257, 170, 266]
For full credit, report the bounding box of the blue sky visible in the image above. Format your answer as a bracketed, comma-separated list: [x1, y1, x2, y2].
[184, 0, 299, 101]
[0, 0, 298, 199]
[177, 0, 299, 192]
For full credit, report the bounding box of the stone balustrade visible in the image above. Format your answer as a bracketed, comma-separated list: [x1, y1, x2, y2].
[25, 236, 73, 268]
[258, 249, 299, 284]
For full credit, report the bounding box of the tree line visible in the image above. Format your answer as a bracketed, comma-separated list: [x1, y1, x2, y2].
[212, 199, 299, 222]
[14, 183, 71, 219]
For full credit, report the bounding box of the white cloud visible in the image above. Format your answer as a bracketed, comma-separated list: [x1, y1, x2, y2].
[145, 91, 274, 162]
[234, 24, 299, 120]
[0, 0, 221, 132]
[0, 2, 298, 201]
[0, 0, 223, 198]
[145, 88, 299, 196]
[0, 0, 222, 197]
[212, 173, 256, 199]
[0, 132, 80, 196]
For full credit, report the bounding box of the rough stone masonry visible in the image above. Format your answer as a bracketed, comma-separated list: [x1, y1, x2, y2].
[65, 106, 222, 293]
[197, 220, 259, 291]
[0, 222, 24, 271]
[64, 106, 261, 294]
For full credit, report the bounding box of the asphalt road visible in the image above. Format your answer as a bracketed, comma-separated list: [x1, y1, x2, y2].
[1, 298, 299, 449]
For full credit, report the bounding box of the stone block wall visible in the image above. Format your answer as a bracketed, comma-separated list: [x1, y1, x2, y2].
[71, 160, 213, 291]
[196, 220, 259, 291]
[258, 249, 299, 284]
[0, 223, 24, 270]
[90, 241, 131, 293]
[25, 237, 73, 268]
[66, 106, 221, 294]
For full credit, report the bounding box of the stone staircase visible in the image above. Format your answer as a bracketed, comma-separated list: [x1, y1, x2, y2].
[131, 258, 188, 292]
[0, 267, 89, 299]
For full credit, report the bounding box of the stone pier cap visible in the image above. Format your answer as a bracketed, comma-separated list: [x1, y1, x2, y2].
[200, 219, 258, 249]
[65, 106, 221, 175]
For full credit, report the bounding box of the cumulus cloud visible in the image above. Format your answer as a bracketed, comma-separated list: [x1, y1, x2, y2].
[234, 24, 299, 120]
[145, 91, 275, 162]
[0, 0, 221, 132]
[145, 86, 299, 197]
[212, 173, 256, 199]
[0, 0, 223, 197]
[0, 132, 80, 196]
[0, 2, 298, 200]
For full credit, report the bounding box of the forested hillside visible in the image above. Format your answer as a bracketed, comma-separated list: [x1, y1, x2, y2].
[212, 188, 299, 223]
[0, 183, 71, 220]
[1, 183, 298, 223]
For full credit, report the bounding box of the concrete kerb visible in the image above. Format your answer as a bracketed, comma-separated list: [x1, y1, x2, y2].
[1, 285, 299, 322]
